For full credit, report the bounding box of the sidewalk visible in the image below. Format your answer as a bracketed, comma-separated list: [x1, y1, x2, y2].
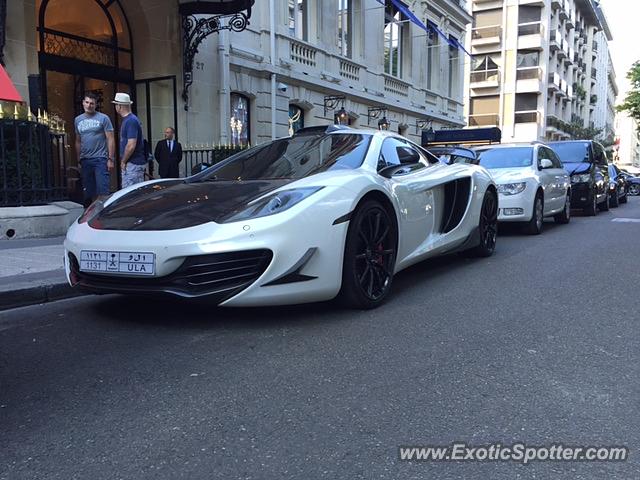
[0, 236, 83, 311]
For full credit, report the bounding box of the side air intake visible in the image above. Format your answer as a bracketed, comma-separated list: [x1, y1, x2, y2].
[440, 178, 472, 233]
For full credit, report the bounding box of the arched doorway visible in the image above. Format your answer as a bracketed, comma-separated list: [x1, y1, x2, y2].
[36, 0, 134, 195]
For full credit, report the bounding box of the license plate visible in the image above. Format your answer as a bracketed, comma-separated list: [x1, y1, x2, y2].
[79, 250, 156, 275]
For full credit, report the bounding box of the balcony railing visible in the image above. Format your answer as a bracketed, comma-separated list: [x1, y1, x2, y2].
[518, 22, 544, 37]
[469, 113, 500, 126]
[290, 39, 318, 67]
[339, 59, 360, 82]
[383, 75, 410, 97]
[470, 69, 500, 84]
[516, 66, 542, 80]
[471, 25, 502, 42]
[514, 110, 540, 123]
[548, 72, 561, 90]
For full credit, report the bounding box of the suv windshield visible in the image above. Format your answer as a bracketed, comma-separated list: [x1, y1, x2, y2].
[549, 142, 590, 163]
[476, 147, 533, 168]
[195, 133, 371, 181]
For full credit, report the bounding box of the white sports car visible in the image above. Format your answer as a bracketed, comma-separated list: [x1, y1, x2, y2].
[64, 126, 498, 309]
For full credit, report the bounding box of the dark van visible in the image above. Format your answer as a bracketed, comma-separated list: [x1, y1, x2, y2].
[548, 140, 610, 216]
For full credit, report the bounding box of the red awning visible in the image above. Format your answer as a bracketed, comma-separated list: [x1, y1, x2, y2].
[0, 65, 23, 102]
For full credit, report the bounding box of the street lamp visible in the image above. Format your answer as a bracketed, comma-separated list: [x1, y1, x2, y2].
[416, 118, 432, 135]
[324, 95, 348, 125]
[368, 106, 389, 130]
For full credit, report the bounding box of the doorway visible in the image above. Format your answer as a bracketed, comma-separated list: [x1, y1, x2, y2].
[37, 0, 134, 197]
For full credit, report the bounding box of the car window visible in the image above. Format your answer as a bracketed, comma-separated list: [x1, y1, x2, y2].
[536, 147, 546, 169]
[593, 143, 607, 165]
[545, 147, 563, 169]
[378, 138, 428, 172]
[548, 142, 590, 163]
[477, 147, 533, 168]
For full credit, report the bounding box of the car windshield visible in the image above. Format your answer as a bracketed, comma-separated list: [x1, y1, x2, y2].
[476, 147, 533, 168]
[549, 142, 590, 164]
[194, 133, 371, 181]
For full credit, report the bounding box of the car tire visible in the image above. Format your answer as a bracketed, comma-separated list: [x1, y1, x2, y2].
[467, 189, 498, 258]
[620, 191, 628, 203]
[339, 199, 397, 309]
[629, 184, 640, 196]
[554, 193, 571, 224]
[524, 192, 544, 235]
[609, 189, 619, 208]
[584, 191, 598, 216]
[599, 192, 610, 211]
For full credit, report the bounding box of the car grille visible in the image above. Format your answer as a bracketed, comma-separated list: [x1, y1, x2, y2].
[68, 249, 273, 303]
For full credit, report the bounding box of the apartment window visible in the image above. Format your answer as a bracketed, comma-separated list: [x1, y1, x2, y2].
[473, 9, 502, 28]
[470, 96, 499, 126]
[518, 6, 542, 23]
[384, 1, 405, 78]
[230, 93, 250, 146]
[515, 93, 539, 123]
[426, 28, 438, 90]
[337, 0, 352, 58]
[517, 50, 540, 67]
[471, 56, 500, 83]
[288, 0, 307, 40]
[448, 35, 459, 98]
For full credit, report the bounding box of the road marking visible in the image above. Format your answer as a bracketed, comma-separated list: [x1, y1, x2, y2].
[611, 218, 640, 223]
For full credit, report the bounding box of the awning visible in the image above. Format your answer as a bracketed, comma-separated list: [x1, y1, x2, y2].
[0, 65, 23, 102]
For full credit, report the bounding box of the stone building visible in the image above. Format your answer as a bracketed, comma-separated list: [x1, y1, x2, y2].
[2, 0, 472, 182]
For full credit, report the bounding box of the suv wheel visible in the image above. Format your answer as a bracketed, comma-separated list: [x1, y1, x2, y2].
[609, 188, 619, 208]
[599, 192, 610, 211]
[585, 191, 597, 216]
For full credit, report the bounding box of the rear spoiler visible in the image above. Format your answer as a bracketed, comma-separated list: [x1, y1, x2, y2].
[422, 127, 501, 147]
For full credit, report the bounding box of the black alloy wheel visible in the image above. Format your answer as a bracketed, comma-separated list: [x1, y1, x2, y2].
[340, 200, 397, 309]
[629, 184, 640, 196]
[468, 189, 498, 257]
[599, 192, 610, 211]
[610, 188, 620, 208]
[585, 190, 598, 216]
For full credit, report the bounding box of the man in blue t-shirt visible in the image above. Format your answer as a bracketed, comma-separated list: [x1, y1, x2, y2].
[112, 92, 146, 189]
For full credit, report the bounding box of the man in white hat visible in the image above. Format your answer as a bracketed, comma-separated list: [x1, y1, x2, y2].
[112, 92, 146, 188]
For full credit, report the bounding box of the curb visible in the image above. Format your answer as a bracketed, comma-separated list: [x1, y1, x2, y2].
[0, 282, 85, 311]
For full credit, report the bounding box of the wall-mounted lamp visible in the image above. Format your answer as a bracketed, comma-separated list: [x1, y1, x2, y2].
[368, 106, 389, 130]
[416, 118, 432, 135]
[324, 95, 348, 125]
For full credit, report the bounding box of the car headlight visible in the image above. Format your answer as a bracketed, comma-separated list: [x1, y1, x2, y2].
[571, 173, 591, 183]
[78, 198, 109, 224]
[220, 187, 324, 223]
[497, 182, 527, 195]
[609, 182, 617, 190]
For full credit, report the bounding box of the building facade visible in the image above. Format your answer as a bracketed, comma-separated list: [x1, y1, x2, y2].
[466, 0, 615, 143]
[615, 112, 640, 170]
[2, 0, 471, 183]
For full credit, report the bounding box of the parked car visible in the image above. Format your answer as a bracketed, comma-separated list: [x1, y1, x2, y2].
[607, 163, 628, 207]
[65, 126, 498, 310]
[548, 140, 611, 215]
[619, 171, 640, 196]
[426, 146, 479, 165]
[474, 143, 571, 235]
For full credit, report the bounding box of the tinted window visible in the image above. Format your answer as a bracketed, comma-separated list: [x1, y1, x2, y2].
[549, 142, 590, 163]
[378, 138, 428, 171]
[545, 148, 563, 168]
[477, 147, 533, 168]
[197, 133, 371, 181]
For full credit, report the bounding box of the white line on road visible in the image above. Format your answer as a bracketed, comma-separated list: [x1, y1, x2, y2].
[611, 218, 640, 223]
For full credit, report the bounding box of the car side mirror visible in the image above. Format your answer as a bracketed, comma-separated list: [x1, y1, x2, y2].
[540, 159, 553, 169]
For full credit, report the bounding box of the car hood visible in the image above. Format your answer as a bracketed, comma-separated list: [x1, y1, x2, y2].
[487, 168, 533, 183]
[89, 179, 291, 231]
[563, 162, 591, 175]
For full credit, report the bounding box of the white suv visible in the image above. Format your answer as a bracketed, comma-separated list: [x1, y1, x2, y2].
[474, 143, 571, 235]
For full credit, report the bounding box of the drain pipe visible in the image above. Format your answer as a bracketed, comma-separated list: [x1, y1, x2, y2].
[270, 0, 276, 140]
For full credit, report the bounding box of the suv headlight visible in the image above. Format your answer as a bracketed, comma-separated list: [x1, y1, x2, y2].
[220, 187, 324, 223]
[497, 182, 527, 195]
[571, 173, 591, 183]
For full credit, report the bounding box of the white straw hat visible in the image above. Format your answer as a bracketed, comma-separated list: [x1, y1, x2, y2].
[112, 92, 133, 105]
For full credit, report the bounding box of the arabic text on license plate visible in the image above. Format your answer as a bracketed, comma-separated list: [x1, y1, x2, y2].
[79, 251, 156, 275]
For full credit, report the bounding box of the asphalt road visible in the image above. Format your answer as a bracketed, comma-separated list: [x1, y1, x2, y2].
[2, 198, 640, 480]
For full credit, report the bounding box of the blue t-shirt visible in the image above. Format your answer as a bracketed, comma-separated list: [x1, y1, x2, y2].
[119, 113, 146, 165]
[74, 112, 113, 160]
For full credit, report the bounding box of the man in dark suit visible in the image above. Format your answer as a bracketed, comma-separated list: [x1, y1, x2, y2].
[154, 127, 183, 178]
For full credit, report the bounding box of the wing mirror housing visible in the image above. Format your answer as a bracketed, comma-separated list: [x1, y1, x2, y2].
[540, 159, 553, 169]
